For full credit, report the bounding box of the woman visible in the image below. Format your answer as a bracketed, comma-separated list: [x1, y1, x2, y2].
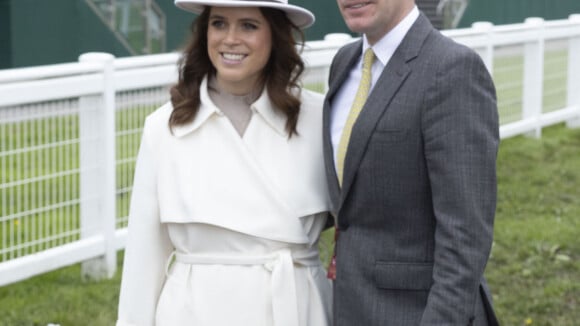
[116, 0, 331, 325]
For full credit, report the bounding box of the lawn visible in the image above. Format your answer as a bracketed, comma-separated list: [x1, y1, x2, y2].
[487, 123, 580, 325]
[0, 123, 578, 325]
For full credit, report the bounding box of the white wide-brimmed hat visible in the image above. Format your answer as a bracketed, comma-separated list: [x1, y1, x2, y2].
[174, 0, 315, 29]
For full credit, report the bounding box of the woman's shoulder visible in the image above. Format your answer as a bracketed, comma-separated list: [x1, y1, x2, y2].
[140, 102, 174, 140]
[146, 101, 173, 122]
[143, 102, 173, 127]
[295, 89, 324, 133]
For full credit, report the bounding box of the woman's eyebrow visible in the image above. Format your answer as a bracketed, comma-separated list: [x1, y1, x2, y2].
[209, 14, 262, 24]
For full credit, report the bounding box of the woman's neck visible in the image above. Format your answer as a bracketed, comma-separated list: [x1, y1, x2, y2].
[209, 75, 262, 104]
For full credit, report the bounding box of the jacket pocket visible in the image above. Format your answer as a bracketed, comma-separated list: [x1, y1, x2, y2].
[374, 261, 433, 290]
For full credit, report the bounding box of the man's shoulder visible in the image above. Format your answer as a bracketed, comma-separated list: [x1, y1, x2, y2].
[424, 30, 479, 61]
[334, 38, 361, 60]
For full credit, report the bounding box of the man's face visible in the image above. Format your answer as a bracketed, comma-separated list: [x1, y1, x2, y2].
[336, 0, 415, 45]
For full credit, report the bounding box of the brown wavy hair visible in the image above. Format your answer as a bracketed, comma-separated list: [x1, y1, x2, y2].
[169, 7, 306, 137]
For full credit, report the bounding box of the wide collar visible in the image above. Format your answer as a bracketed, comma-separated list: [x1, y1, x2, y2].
[173, 76, 288, 138]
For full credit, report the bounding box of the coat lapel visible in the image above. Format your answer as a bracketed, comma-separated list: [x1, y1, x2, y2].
[338, 14, 435, 210]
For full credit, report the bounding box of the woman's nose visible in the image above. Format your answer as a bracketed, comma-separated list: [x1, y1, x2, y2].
[223, 27, 240, 44]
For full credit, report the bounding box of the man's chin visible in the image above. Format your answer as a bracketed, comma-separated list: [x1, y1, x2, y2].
[343, 20, 369, 34]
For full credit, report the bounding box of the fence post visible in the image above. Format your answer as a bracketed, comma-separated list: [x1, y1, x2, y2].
[78, 52, 117, 280]
[567, 14, 580, 129]
[522, 17, 545, 138]
[471, 21, 494, 76]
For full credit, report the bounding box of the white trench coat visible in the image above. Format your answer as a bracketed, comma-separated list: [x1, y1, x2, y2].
[117, 77, 332, 326]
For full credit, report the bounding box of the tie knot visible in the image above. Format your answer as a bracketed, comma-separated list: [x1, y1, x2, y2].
[363, 48, 375, 70]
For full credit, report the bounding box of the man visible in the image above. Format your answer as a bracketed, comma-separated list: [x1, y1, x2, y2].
[323, 0, 500, 325]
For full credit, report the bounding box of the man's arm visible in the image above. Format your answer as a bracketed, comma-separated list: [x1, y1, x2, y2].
[420, 45, 499, 324]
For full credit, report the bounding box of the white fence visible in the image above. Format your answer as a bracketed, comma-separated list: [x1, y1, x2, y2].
[1, 15, 580, 287]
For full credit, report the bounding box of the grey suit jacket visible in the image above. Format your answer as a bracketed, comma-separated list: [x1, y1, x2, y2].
[323, 14, 500, 326]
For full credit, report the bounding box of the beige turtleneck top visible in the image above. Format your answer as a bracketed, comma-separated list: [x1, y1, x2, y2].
[207, 76, 261, 136]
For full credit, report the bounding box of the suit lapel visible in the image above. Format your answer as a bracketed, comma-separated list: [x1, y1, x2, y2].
[323, 41, 363, 214]
[326, 42, 362, 101]
[339, 14, 435, 209]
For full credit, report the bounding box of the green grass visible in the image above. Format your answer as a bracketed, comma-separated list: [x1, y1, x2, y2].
[0, 254, 124, 326]
[488, 123, 580, 326]
[1, 123, 579, 325]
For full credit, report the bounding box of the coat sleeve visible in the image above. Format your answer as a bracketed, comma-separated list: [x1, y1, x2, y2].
[117, 116, 174, 326]
[420, 45, 499, 324]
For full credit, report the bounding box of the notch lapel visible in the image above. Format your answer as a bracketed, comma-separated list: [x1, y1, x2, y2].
[323, 41, 363, 215]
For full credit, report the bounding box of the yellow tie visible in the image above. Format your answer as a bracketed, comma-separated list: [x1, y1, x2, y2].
[336, 48, 375, 186]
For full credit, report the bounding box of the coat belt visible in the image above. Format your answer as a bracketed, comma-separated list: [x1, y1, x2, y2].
[170, 248, 321, 326]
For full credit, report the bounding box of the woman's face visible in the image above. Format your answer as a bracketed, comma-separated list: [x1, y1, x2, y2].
[207, 6, 272, 95]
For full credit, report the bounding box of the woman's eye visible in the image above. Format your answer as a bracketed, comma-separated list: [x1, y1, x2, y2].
[210, 20, 225, 29]
[242, 22, 258, 30]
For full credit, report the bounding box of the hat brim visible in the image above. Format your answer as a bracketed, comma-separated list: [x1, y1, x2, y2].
[175, 0, 315, 29]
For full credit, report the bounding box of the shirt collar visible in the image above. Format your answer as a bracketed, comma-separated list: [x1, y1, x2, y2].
[363, 5, 420, 66]
[173, 75, 288, 138]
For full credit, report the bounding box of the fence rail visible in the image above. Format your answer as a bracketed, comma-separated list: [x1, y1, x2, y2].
[1, 15, 580, 286]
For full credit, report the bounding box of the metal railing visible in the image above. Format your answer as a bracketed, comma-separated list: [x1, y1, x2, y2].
[85, 0, 166, 55]
[437, 0, 470, 29]
[1, 15, 580, 286]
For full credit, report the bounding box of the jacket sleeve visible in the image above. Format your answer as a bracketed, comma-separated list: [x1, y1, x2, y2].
[117, 117, 174, 326]
[420, 46, 499, 324]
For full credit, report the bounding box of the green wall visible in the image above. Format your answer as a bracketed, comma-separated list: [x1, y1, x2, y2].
[460, 0, 580, 27]
[0, 1, 349, 69]
[77, 2, 132, 58]
[153, 0, 195, 52]
[3, 0, 579, 68]
[10, 0, 81, 68]
[1, 0, 131, 69]
[0, 0, 11, 68]
[293, 1, 351, 40]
